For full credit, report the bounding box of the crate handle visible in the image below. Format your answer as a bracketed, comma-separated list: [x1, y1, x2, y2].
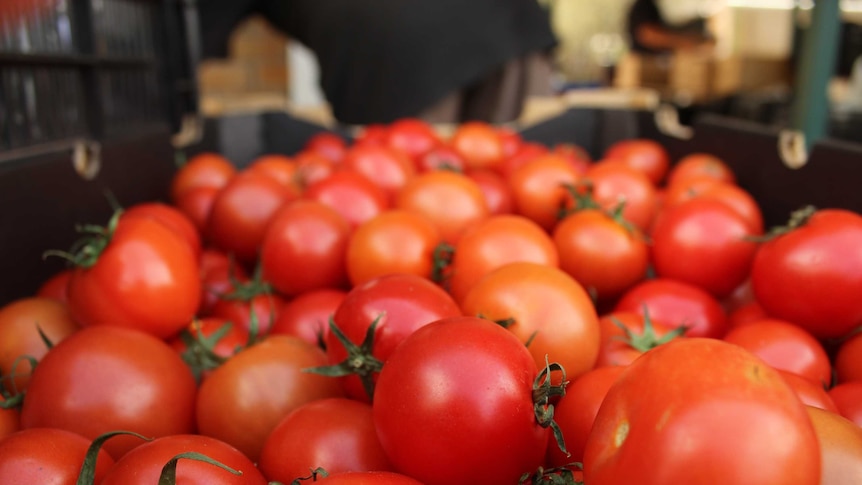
[777, 129, 808, 169]
[654, 103, 693, 140]
[72, 139, 102, 181]
[171, 113, 204, 148]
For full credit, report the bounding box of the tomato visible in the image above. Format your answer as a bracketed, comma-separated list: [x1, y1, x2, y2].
[650, 198, 761, 298]
[345, 210, 440, 287]
[583, 338, 820, 484]
[663, 179, 764, 234]
[603, 138, 670, 185]
[829, 381, 862, 427]
[0, 428, 115, 484]
[259, 398, 392, 482]
[122, 202, 202, 259]
[594, 311, 684, 368]
[778, 370, 838, 413]
[722, 319, 831, 387]
[0, 396, 19, 439]
[174, 185, 220, 234]
[65, 215, 201, 339]
[36, 269, 72, 303]
[100, 434, 266, 485]
[465, 168, 514, 215]
[169, 317, 250, 380]
[547, 365, 627, 467]
[198, 249, 249, 316]
[270, 289, 347, 348]
[806, 406, 862, 485]
[461, 262, 600, 379]
[395, 170, 489, 244]
[614, 278, 728, 339]
[294, 151, 338, 188]
[584, 161, 660, 232]
[508, 154, 581, 231]
[666, 153, 736, 188]
[497, 142, 549, 178]
[446, 214, 559, 304]
[209, 287, 283, 337]
[316, 471, 424, 485]
[206, 171, 297, 263]
[373, 316, 552, 485]
[304, 132, 348, 163]
[326, 273, 462, 401]
[497, 126, 524, 158]
[261, 200, 350, 296]
[0, 297, 80, 393]
[304, 171, 390, 230]
[355, 125, 389, 147]
[553, 208, 649, 301]
[20, 326, 197, 459]
[449, 121, 504, 171]
[416, 145, 466, 173]
[171, 152, 235, 203]
[343, 144, 415, 203]
[551, 143, 592, 175]
[728, 301, 770, 328]
[246, 154, 302, 192]
[196, 335, 344, 463]
[751, 208, 862, 339]
[383, 118, 441, 164]
[835, 332, 862, 384]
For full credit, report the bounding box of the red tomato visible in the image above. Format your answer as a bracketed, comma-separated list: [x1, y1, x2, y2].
[206, 171, 297, 263]
[835, 332, 862, 384]
[603, 138, 670, 185]
[461, 262, 601, 382]
[294, 151, 338, 188]
[728, 301, 770, 328]
[20, 326, 197, 459]
[465, 168, 514, 215]
[829, 381, 862, 427]
[594, 311, 684, 368]
[100, 434, 266, 485]
[614, 278, 728, 339]
[0, 428, 115, 484]
[751, 208, 862, 339]
[304, 132, 348, 163]
[547, 365, 627, 467]
[269, 289, 347, 348]
[807, 406, 862, 485]
[508, 154, 581, 231]
[198, 248, 249, 316]
[663, 179, 764, 234]
[723, 319, 832, 387]
[196, 335, 344, 463]
[345, 210, 440, 287]
[174, 185, 220, 234]
[316, 471, 424, 485]
[553, 209, 649, 301]
[261, 200, 351, 296]
[259, 398, 392, 482]
[169, 317, 250, 380]
[355, 125, 389, 146]
[583, 338, 820, 484]
[497, 142, 549, 178]
[395, 170, 489, 244]
[651, 198, 761, 298]
[384, 118, 441, 163]
[449, 121, 504, 171]
[416, 145, 466, 173]
[584, 161, 660, 232]
[326, 273, 462, 401]
[0, 297, 80, 393]
[778, 370, 838, 413]
[0, 396, 19, 439]
[209, 288, 283, 337]
[342, 145, 415, 203]
[65, 215, 201, 339]
[666, 153, 736, 187]
[171, 152, 235, 203]
[447, 214, 559, 304]
[246, 154, 302, 192]
[121, 202, 202, 258]
[497, 126, 524, 158]
[373, 316, 552, 485]
[551, 143, 593, 175]
[304, 171, 390, 230]
[36, 269, 72, 303]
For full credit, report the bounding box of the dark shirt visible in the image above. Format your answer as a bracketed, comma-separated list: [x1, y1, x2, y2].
[199, 0, 557, 124]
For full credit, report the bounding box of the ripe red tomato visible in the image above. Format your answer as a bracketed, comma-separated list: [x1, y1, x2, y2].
[806, 406, 862, 485]
[418, 145, 466, 173]
[20, 326, 197, 459]
[603, 138, 670, 185]
[583, 338, 820, 484]
[0, 297, 80, 393]
[666, 152, 736, 187]
[614, 278, 728, 339]
[316, 472, 424, 485]
[294, 151, 338, 188]
[36, 268, 72, 303]
[342, 144, 415, 203]
[65, 215, 201, 339]
[171, 152, 235, 203]
[728, 301, 770, 328]
[663, 179, 764, 234]
[0, 428, 115, 484]
[304, 171, 390, 230]
[196, 335, 344, 463]
[723, 319, 832, 387]
[395, 170, 490, 244]
[461, 262, 601, 382]
[121, 202, 202, 258]
[508, 154, 581, 231]
[304, 132, 348, 163]
[829, 381, 862, 427]
[373, 316, 552, 485]
[0, 396, 19, 439]
[778, 370, 838, 413]
[835, 332, 862, 384]
[497, 126, 524, 158]
[383, 118, 441, 163]
[100, 434, 267, 485]
[269, 288, 347, 348]
[594, 311, 684, 367]
[209, 291, 283, 338]
[497, 142, 549, 178]
[246, 154, 302, 193]
[584, 161, 660, 232]
[169, 317, 250, 379]
[174, 185, 220, 234]
[449, 121, 504, 171]
[465, 168, 514, 215]
[751, 208, 862, 339]
[261, 200, 351, 296]
[259, 398, 392, 482]
[198, 248, 249, 316]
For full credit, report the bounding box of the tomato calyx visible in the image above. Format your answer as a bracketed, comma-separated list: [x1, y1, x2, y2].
[43, 210, 122, 269]
[220, 263, 274, 303]
[532, 357, 570, 457]
[611, 310, 686, 353]
[158, 451, 243, 485]
[749, 205, 817, 242]
[431, 242, 455, 287]
[304, 316, 385, 401]
[558, 182, 602, 220]
[77, 430, 153, 485]
[1, 354, 40, 408]
[519, 462, 584, 485]
[177, 319, 238, 383]
[286, 467, 329, 485]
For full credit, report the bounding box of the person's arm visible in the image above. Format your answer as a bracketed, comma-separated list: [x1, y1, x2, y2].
[635, 23, 714, 52]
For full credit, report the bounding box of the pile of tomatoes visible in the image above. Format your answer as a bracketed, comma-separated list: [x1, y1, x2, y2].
[1, 118, 862, 485]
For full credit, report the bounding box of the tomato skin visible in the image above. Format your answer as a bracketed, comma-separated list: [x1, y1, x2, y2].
[246, 154, 302, 192]
[722, 319, 832, 387]
[0, 297, 80, 393]
[316, 471, 424, 485]
[498, 142, 549, 178]
[171, 152, 235, 203]
[0, 428, 115, 484]
[67, 217, 201, 339]
[20, 326, 198, 459]
[122, 202, 202, 259]
[174, 185, 220, 234]
[261, 200, 351, 296]
[417, 145, 466, 173]
[259, 398, 392, 482]
[778, 370, 838, 413]
[343, 144, 416, 203]
[294, 151, 338, 188]
[594, 312, 681, 368]
[169, 317, 249, 363]
[304, 132, 348, 163]
[583, 338, 820, 485]
[508, 154, 581, 231]
[585, 161, 660, 232]
[603, 139, 669, 185]
[806, 406, 862, 485]
[373, 316, 549, 485]
[304, 171, 390, 230]
[666, 153, 736, 187]
[835, 332, 862, 384]
[198, 249, 249, 316]
[461, 262, 600, 382]
[465, 168, 514, 215]
[328, 273, 462, 401]
[36, 269, 72, 303]
[614, 278, 728, 339]
[196, 335, 344, 463]
[0, 396, 19, 439]
[269, 289, 346, 348]
[450, 121, 504, 171]
[384, 118, 441, 164]
[829, 381, 862, 427]
[751, 209, 862, 339]
[663, 180, 764, 234]
[728, 301, 769, 328]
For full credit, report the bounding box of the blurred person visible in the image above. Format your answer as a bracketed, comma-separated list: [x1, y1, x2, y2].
[198, 0, 558, 125]
[627, 0, 715, 55]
